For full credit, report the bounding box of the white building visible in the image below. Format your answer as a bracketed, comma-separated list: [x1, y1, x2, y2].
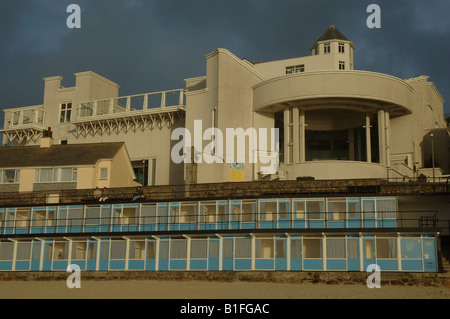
[1, 25, 448, 187]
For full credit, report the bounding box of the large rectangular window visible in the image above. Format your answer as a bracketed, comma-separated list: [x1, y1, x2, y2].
[303, 238, 322, 258]
[129, 240, 146, 260]
[34, 168, 77, 183]
[376, 238, 397, 259]
[16, 242, 32, 261]
[200, 202, 216, 223]
[190, 239, 208, 259]
[255, 238, 274, 259]
[241, 200, 256, 222]
[260, 201, 276, 221]
[180, 203, 197, 223]
[326, 238, 346, 259]
[306, 200, 324, 220]
[327, 199, 346, 221]
[170, 239, 187, 259]
[235, 238, 252, 259]
[60, 102, 72, 123]
[72, 242, 87, 260]
[0, 169, 20, 184]
[110, 240, 126, 260]
[377, 199, 396, 219]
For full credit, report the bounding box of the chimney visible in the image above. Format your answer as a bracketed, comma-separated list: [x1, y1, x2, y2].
[40, 127, 54, 148]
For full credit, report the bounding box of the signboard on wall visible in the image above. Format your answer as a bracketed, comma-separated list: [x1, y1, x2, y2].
[230, 162, 244, 182]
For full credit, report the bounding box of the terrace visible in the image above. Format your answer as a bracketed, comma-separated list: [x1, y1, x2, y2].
[73, 89, 186, 137]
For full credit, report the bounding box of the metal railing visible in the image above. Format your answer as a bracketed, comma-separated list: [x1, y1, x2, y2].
[76, 89, 186, 120]
[0, 210, 445, 237]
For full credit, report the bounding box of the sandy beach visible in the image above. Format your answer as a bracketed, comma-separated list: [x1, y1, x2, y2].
[0, 279, 448, 299]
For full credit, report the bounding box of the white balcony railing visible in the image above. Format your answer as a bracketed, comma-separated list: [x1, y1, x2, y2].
[77, 89, 186, 120]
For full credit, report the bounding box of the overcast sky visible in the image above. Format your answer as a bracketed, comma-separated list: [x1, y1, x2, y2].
[1, 0, 449, 126]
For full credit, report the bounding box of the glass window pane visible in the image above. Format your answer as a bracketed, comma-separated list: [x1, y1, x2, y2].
[326, 238, 346, 258]
[303, 238, 322, 258]
[190, 240, 207, 259]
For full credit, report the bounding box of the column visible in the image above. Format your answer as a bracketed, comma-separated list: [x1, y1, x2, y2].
[299, 109, 306, 162]
[293, 108, 300, 163]
[365, 114, 372, 163]
[378, 110, 386, 165]
[385, 111, 391, 167]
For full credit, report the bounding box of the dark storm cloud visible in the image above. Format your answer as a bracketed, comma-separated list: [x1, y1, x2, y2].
[0, 0, 449, 121]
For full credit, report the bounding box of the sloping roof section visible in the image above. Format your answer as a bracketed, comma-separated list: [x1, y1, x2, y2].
[0, 142, 124, 168]
[310, 25, 353, 50]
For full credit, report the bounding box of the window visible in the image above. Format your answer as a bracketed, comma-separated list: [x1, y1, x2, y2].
[170, 239, 187, 259]
[200, 202, 216, 223]
[286, 64, 305, 74]
[191, 239, 208, 259]
[85, 206, 100, 226]
[147, 242, 156, 259]
[0, 169, 20, 184]
[60, 103, 72, 123]
[294, 202, 305, 219]
[314, 46, 319, 55]
[276, 240, 286, 258]
[15, 208, 30, 228]
[291, 239, 301, 258]
[16, 242, 32, 261]
[376, 238, 397, 259]
[72, 242, 87, 260]
[110, 240, 126, 260]
[99, 168, 108, 180]
[339, 61, 345, 70]
[141, 204, 157, 225]
[326, 238, 346, 259]
[255, 238, 274, 259]
[338, 42, 345, 53]
[306, 200, 324, 220]
[324, 43, 330, 54]
[180, 203, 196, 223]
[260, 201, 276, 221]
[0, 242, 14, 261]
[53, 242, 69, 260]
[327, 199, 346, 221]
[303, 238, 322, 258]
[241, 200, 256, 222]
[129, 241, 146, 260]
[123, 207, 137, 225]
[235, 238, 252, 259]
[377, 199, 396, 219]
[34, 168, 77, 182]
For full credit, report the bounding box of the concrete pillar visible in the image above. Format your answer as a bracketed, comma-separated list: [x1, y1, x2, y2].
[299, 109, 306, 162]
[378, 110, 386, 165]
[385, 111, 391, 167]
[283, 109, 289, 163]
[292, 108, 300, 163]
[365, 114, 372, 163]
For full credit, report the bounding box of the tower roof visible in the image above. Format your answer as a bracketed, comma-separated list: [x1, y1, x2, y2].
[310, 25, 354, 50]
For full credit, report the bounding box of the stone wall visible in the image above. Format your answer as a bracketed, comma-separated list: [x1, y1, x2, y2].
[0, 179, 447, 208]
[0, 270, 449, 288]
